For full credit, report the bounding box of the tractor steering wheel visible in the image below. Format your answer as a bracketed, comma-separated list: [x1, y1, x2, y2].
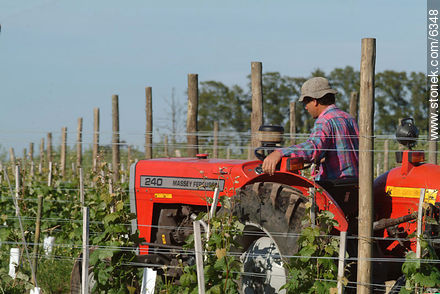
[254, 147, 267, 161]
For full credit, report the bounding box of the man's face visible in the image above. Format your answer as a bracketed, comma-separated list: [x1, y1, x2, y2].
[302, 97, 319, 119]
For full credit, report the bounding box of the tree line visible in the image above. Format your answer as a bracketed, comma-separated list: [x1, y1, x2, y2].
[0, 66, 427, 162]
[198, 66, 428, 139]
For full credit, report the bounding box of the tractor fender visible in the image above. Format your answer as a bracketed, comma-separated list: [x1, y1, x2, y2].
[241, 171, 349, 232]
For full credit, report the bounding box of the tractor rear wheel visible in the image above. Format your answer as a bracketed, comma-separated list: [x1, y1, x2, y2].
[70, 249, 96, 294]
[232, 182, 307, 293]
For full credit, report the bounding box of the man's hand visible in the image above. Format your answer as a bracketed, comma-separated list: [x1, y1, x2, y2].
[262, 151, 283, 176]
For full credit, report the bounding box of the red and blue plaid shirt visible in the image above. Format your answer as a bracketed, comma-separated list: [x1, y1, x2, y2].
[277, 104, 359, 181]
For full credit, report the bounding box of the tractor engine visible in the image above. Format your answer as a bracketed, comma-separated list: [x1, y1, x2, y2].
[129, 154, 267, 271]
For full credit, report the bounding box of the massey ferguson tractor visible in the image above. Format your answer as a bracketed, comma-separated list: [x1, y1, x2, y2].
[129, 118, 440, 292]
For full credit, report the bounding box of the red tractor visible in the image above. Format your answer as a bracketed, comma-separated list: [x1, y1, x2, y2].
[129, 118, 440, 292]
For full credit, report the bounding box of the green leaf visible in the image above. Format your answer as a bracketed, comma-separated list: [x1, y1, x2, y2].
[402, 257, 419, 275]
[89, 250, 100, 265]
[15, 271, 30, 282]
[180, 273, 190, 286]
[103, 213, 119, 224]
[98, 268, 110, 284]
[299, 245, 317, 257]
[115, 200, 124, 212]
[98, 248, 115, 260]
[209, 233, 222, 247]
[324, 245, 334, 255]
[207, 284, 221, 294]
[93, 230, 108, 244]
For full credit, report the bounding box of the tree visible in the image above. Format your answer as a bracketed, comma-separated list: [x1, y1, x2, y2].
[329, 66, 360, 112]
[407, 72, 428, 133]
[158, 88, 186, 153]
[196, 69, 426, 150]
[260, 72, 302, 129]
[198, 81, 250, 146]
[375, 71, 410, 134]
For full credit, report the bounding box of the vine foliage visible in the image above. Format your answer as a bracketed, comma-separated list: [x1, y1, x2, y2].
[282, 204, 344, 294]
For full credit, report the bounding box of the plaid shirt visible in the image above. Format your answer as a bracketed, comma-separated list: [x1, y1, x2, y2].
[277, 104, 359, 180]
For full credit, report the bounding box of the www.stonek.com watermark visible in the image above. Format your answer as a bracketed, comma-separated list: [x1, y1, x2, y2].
[428, 1, 440, 141]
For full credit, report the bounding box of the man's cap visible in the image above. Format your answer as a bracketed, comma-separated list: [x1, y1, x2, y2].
[298, 77, 338, 102]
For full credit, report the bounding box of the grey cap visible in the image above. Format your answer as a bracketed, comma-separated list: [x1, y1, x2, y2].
[298, 77, 338, 102]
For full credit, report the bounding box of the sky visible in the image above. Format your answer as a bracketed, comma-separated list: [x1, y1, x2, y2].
[0, 0, 426, 157]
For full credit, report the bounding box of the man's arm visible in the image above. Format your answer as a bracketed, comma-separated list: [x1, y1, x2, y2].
[261, 150, 283, 176]
[262, 121, 330, 175]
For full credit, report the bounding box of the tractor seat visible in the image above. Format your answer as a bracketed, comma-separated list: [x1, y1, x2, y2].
[317, 177, 358, 189]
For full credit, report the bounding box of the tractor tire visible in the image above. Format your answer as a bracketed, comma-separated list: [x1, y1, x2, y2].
[70, 249, 97, 294]
[232, 182, 307, 294]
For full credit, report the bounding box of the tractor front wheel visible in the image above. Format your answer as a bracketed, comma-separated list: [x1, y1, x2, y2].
[232, 182, 307, 293]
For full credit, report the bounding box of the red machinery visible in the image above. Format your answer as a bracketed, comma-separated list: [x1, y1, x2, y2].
[130, 156, 347, 253]
[129, 119, 440, 291]
[374, 150, 440, 255]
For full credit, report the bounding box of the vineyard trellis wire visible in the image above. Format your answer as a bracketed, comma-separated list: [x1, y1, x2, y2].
[0, 88, 439, 292]
[1, 151, 440, 294]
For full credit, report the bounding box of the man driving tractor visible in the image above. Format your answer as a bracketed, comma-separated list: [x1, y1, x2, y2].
[262, 76, 359, 180]
[262, 77, 359, 218]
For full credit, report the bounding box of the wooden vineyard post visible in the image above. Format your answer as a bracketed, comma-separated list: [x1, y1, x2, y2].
[141, 268, 157, 294]
[429, 141, 438, 164]
[9, 148, 16, 165]
[337, 231, 347, 294]
[112, 95, 120, 183]
[187, 74, 199, 157]
[31, 195, 43, 285]
[39, 138, 45, 173]
[290, 102, 296, 145]
[48, 162, 53, 187]
[251, 62, 263, 156]
[29, 143, 34, 176]
[30, 161, 35, 178]
[93, 108, 100, 171]
[164, 136, 169, 157]
[213, 121, 219, 158]
[47, 132, 52, 166]
[193, 220, 205, 294]
[29, 143, 34, 162]
[71, 163, 76, 177]
[127, 145, 132, 167]
[109, 177, 115, 213]
[376, 153, 382, 177]
[60, 127, 67, 178]
[77, 117, 83, 169]
[350, 91, 358, 121]
[145, 87, 153, 159]
[384, 139, 389, 172]
[82, 206, 90, 294]
[357, 37, 376, 294]
[79, 168, 85, 206]
[22, 148, 27, 166]
[15, 165, 20, 202]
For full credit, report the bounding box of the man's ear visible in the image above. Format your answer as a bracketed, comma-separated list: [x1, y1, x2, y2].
[313, 99, 319, 106]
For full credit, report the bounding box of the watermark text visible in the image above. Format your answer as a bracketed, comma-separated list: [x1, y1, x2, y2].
[428, 2, 440, 141]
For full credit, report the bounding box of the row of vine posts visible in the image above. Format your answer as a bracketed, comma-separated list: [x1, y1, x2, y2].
[1, 36, 440, 293]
